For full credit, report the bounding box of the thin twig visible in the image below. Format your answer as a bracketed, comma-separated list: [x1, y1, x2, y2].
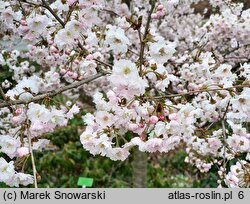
[18, 0, 26, 15]
[27, 128, 38, 188]
[94, 58, 113, 68]
[41, 0, 88, 52]
[0, 73, 107, 109]
[0, 86, 7, 101]
[221, 119, 227, 170]
[221, 101, 230, 120]
[102, 8, 120, 17]
[138, 0, 156, 75]
[0, 86, 13, 112]
[41, 0, 65, 27]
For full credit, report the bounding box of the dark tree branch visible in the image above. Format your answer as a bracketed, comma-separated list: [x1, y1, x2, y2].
[0, 73, 108, 109]
[138, 0, 156, 74]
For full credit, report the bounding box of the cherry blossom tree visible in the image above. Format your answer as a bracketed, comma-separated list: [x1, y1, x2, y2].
[0, 0, 250, 188]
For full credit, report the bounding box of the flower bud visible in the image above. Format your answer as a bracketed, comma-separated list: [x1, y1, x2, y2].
[149, 115, 159, 124]
[20, 19, 27, 26]
[86, 54, 94, 61]
[169, 113, 177, 120]
[12, 116, 20, 124]
[159, 116, 165, 121]
[72, 72, 78, 80]
[157, 4, 164, 11]
[15, 108, 22, 115]
[139, 123, 145, 128]
[20, 25, 29, 33]
[67, 71, 74, 76]
[140, 133, 146, 141]
[156, 10, 165, 17]
[78, 76, 84, 80]
[60, 68, 66, 75]
[49, 45, 58, 53]
[74, 59, 79, 64]
[151, 13, 158, 19]
[47, 39, 54, 45]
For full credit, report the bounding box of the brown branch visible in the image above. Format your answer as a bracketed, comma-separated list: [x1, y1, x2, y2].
[0, 86, 7, 101]
[138, 0, 156, 74]
[102, 8, 120, 17]
[94, 58, 113, 68]
[221, 118, 227, 170]
[41, 0, 65, 27]
[27, 128, 38, 188]
[0, 86, 14, 112]
[40, 0, 89, 54]
[0, 73, 107, 109]
[23, 0, 87, 54]
[221, 100, 230, 120]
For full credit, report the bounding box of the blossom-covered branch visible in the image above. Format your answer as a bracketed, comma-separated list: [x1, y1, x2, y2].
[0, 72, 107, 109]
[1, 0, 250, 188]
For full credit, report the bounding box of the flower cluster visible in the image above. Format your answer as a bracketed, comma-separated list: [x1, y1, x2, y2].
[0, 0, 250, 188]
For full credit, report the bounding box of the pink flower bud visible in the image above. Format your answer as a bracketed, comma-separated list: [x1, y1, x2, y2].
[157, 4, 164, 11]
[12, 116, 20, 124]
[78, 76, 84, 80]
[140, 133, 146, 141]
[60, 68, 66, 75]
[65, 49, 71, 55]
[156, 10, 165, 17]
[86, 54, 94, 60]
[139, 123, 145, 128]
[15, 108, 22, 115]
[85, 44, 90, 49]
[20, 19, 27, 26]
[72, 72, 78, 79]
[164, 109, 169, 116]
[67, 71, 74, 76]
[50, 46, 58, 53]
[151, 13, 158, 19]
[169, 113, 177, 120]
[159, 116, 165, 121]
[20, 25, 29, 33]
[149, 115, 159, 124]
[17, 147, 29, 157]
[74, 59, 79, 64]
[47, 39, 54, 45]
